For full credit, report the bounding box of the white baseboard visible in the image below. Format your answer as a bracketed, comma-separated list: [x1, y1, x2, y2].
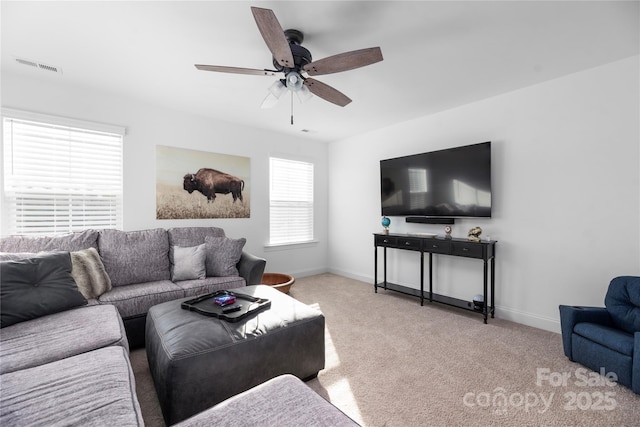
[494, 306, 561, 334]
[286, 267, 331, 279]
[327, 267, 371, 285]
[325, 268, 562, 334]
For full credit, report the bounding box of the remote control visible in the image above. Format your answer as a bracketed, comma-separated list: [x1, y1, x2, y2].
[222, 304, 241, 314]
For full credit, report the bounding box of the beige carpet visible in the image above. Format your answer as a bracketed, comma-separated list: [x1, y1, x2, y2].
[130, 273, 640, 426]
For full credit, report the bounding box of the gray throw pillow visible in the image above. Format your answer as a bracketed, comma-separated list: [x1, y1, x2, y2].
[204, 236, 246, 277]
[0, 251, 87, 328]
[170, 244, 207, 281]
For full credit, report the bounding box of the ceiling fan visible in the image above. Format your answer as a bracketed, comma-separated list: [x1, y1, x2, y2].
[195, 6, 383, 121]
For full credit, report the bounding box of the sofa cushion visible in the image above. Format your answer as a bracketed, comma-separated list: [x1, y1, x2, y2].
[0, 251, 87, 328]
[170, 244, 206, 281]
[605, 276, 640, 334]
[174, 374, 359, 427]
[0, 229, 99, 252]
[204, 236, 245, 277]
[573, 322, 634, 356]
[0, 346, 143, 427]
[174, 276, 246, 298]
[167, 227, 226, 247]
[99, 228, 170, 286]
[0, 252, 38, 261]
[98, 280, 183, 318]
[0, 304, 128, 374]
[70, 247, 112, 299]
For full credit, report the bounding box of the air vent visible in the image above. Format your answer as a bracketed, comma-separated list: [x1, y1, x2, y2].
[15, 57, 62, 74]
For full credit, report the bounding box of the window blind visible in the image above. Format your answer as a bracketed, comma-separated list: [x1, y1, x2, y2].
[3, 115, 124, 235]
[269, 157, 314, 245]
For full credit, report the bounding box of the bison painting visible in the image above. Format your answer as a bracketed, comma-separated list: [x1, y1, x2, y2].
[183, 168, 244, 203]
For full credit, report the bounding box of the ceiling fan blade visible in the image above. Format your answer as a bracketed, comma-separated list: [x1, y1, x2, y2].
[303, 47, 383, 76]
[303, 78, 352, 107]
[195, 64, 278, 76]
[251, 7, 294, 69]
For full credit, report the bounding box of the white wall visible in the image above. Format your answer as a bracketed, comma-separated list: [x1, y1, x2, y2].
[327, 56, 640, 333]
[1, 72, 329, 277]
[3, 56, 638, 333]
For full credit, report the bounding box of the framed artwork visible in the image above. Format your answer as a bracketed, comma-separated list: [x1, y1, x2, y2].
[156, 146, 250, 219]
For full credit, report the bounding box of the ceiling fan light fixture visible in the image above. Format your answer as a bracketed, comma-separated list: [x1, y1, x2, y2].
[268, 79, 287, 98]
[296, 84, 313, 103]
[261, 80, 286, 108]
[260, 92, 279, 109]
[285, 71, 304, 91]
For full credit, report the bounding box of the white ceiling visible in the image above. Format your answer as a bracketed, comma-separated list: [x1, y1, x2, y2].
[2, 1, 638, 143]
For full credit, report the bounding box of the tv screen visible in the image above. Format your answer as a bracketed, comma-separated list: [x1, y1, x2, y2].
[380, 142, 491, 218]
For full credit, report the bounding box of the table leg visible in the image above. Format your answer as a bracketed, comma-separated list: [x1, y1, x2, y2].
[420, 251, 424, 306]
[483, 260, 488, 324]
[491, 256, 495, 318]
[374, 246, 378, 293]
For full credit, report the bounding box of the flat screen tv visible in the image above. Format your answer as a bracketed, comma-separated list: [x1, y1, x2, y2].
[380, 141, 491, 218]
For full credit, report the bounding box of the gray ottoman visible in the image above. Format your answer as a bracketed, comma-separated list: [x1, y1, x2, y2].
[145, 285, 325, 425]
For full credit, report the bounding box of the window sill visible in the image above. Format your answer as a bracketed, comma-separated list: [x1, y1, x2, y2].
[264, 240, 319, 251]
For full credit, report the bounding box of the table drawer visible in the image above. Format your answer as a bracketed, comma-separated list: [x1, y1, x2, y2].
[451, 242, 483, 258]
[396, 237, 422, 250]
[375, 235, 398, 247]
[424, 240, 451, 254]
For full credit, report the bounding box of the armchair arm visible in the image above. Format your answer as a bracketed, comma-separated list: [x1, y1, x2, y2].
[237, 251, 266, 285]
[559, 305, 612, 359]
[633, 332, 639, 394]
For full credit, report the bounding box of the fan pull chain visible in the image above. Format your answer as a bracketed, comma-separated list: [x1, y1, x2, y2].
[290, 90, 294, 125]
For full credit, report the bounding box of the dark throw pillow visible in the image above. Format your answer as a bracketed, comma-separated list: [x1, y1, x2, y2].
[204, 236, 246, 277]
[0, 251, 87, 328]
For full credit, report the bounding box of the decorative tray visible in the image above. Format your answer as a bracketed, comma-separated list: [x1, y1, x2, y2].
[181, 290, 271, 322]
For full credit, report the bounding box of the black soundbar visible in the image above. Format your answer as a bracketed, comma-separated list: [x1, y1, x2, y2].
[405, 217, 455, 225]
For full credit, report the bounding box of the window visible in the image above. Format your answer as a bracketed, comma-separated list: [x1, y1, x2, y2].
[2, 110, 124, 235]
[269, 157, 314, 245]
[408, 167, 428, 210]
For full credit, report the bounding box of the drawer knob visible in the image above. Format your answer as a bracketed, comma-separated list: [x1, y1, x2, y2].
[405, 242, 411, 245]
[463, 247, 470, 252]
[383, 239, 388, 243]
[432, 244, 438, 248]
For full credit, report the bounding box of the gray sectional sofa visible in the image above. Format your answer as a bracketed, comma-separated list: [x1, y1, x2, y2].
[0, 226, 267, 348]
[0, 226, 359, 426]
[0, 286, 358, 426]
[0, 303, 144, 425]
[0, 226, 265, 425]
[0, 304, 358, 427]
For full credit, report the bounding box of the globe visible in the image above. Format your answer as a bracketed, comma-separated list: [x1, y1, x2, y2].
[381, 216, 391, 228]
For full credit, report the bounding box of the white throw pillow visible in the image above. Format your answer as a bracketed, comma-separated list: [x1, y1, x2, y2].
[170, 244, 207, 281]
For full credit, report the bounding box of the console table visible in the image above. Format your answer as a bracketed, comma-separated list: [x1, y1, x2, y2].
[373, 233, 496, 323]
